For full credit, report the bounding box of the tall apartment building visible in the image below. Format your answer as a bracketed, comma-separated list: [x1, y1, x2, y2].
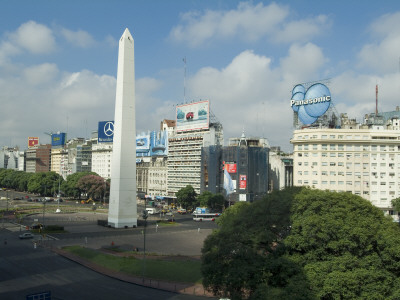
[0, 147, 20, 170]
[291, 110, 400, 215]
[168, 122, 223, 196]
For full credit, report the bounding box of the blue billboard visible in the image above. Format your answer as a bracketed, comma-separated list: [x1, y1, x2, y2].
[136, 133, 150, 153]
[51, 132, 66, 147]
[290, 83, 331, 125]
[98, 121, 114, 143]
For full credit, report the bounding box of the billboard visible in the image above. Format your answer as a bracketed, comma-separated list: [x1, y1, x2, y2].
[150, 130, 168, 156]
[28, 137, 39, 148]
[290, 83, 331, 125]
[239, 175, 247, 190]
[224, 162, 237, 173]
[136, 133, 150, 153]
[176, 100, 209, 132]
[98, 121, 114, 143]
[51, 132, 66, 147]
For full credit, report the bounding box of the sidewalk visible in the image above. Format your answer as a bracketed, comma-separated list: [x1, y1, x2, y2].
[52, 246, 215, 298]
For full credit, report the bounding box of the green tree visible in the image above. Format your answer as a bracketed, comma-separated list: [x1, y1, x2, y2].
[391, 197, 400, 213]
[176, 185, 197, 210]
[76, 174, 107, 200]
[202, 188, 400, 299]
[27, 172, 63, 196]
[197, 191, 213, 207]
[202, 187, 307, 300]
[285, 189, 400, 300]
[63, 171, 98, 199]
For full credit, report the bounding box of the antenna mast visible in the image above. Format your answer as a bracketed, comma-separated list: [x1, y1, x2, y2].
[376, 84, 378, 115]
[183, 57, 186, 104]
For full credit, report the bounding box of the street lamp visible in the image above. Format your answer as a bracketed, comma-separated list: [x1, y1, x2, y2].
[142, 209, 148, 282]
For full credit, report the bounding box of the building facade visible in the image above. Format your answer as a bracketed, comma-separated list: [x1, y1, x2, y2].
[291, 111, 400, 215]
[168, 122, 223, 195]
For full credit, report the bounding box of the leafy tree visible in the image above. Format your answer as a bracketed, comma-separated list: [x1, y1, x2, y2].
[202, 188, 400, 299]
[27, 172, 63, 196]
[285, 189, 400, 299]
[198, 191, 213, 207]
[176, 185, 197, 209]
[76, 174, 107, 200]
[391, 197, 400, 213]
[202, 187, 307, 300]
[63, 171, 98, 199]
[198, 191, 225, 212]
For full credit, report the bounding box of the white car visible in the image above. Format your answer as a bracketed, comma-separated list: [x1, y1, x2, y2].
[19, 232, 34, 239]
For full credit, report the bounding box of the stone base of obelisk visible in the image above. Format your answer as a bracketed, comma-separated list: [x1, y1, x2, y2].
[108, 217, 137, 228]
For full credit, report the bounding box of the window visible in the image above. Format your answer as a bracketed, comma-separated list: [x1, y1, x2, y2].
[322, 171, 327, 176]
[322, 153, 327, 157]
[338, 162, 344, 166]
[322, 162, 328, 166]
[312, 162, 318, 166]
[363, 163, 368, 169]
[304, 171, 309, 175]
[330, 171, 336, 176]
[322, 181, 328, 185]
[346, 181, 352, 185]
[338, 171, 344, 176]
[338, 144, 344, 150]
[346, 145, 353, 150]
[330, 144, 336, 150]
[330, 181, 336, 185]
[313, 144, 318, 150]
[298, 171, 302, 175]
[330, 153, 336, 157]
[298, 145, 302, 150]
[322, 144, 328, 150]
[304, 162, 309, 166]
[330, 162, 336, 166]
[338, 181, 344, 185]
[304, 144, 309, 150]
[330, 135, 335, 139]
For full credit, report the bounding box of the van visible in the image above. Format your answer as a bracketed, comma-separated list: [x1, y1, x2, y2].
[145, 207, 159, 215]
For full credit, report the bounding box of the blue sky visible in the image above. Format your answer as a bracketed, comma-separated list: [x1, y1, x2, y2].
[1, 0, 400, 151]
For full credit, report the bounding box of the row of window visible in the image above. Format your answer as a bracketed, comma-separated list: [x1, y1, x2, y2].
[297, 144, 399, 151]
[296, 134, 400, 140]
[298, 170, 397, 177]
[298, 161, 396, 168]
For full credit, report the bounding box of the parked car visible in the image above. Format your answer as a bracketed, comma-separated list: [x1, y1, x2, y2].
[19, 232, 34, 239]
[177, 209, 187, 214]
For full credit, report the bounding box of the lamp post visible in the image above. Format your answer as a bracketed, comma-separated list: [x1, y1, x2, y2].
[142, 208, 148, 282]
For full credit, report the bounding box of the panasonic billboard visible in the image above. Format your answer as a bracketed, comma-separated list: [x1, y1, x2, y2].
[290, 83, 331, 125]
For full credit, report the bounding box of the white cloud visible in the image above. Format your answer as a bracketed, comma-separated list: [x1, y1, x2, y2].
[22, 63, 59, 86]
[61, 28, 96, 48]
[358, 12, 400, 73]
[280, 43, 327, 84]
[169, 2, 329, 47]
[8, 21, 56, 54]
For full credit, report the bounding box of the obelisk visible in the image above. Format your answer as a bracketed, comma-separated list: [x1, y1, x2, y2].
[108, 28, 137, 228]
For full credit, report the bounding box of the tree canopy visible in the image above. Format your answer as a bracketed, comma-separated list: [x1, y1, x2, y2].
[201, 188, 400, 300]
[176, 185, 197, 209]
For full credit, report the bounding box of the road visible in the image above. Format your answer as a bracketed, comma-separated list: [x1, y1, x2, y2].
[0, 211, 218, 299]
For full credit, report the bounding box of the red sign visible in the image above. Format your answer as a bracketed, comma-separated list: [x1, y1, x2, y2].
[28, 137, 39, 148]
[225, 163, 237, 173]
[239, 175, 247, 189]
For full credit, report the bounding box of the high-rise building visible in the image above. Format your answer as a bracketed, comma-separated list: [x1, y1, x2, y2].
[26, 144, 51, 173]
[168, 100, 223, 196]
[291, 109, 400, 217]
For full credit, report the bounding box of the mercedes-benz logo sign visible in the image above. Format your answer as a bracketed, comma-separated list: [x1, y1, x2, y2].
[104, 122, 114, 137]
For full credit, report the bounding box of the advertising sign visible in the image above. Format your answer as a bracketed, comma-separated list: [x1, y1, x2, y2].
[28, 137, 39, 148]
[98, 121, 114, 143]
[239, 175, 247, 190]
[51, 132, 66, 147]
[290, 83, 331, 125]
[176, 100, 209, 132]
[136, 133, 150, 152]
[224, 163, 237, 173]
[150, 130, 168, 156]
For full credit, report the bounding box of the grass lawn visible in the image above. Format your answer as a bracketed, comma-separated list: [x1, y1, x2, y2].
[63, 245, 203, 284]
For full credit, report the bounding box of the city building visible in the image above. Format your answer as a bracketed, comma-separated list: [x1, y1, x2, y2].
[269, 146, 293, 192]
[92, 143, 113, 179]
[221, 134, 270, 202]
[0, 147, 20, 170]
[25, 144, 51, 173]
[291, 108, 400, 217]
[168, 100, 223, 196]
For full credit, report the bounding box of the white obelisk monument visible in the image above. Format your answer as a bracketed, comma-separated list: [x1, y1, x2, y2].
[108, 28, 137, 228]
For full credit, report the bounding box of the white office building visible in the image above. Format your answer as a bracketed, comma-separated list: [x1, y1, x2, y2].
[291, 111, 400, 217]
[92, 143, 113, 179]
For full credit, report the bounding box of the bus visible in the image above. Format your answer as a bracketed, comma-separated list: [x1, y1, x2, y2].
[193, 213, 221, 222]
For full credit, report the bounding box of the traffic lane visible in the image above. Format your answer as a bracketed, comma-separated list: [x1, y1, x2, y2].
[0, 229, 213, 300]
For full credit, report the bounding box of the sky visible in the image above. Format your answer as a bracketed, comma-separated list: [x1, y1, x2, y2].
[1, 0, 400, 152]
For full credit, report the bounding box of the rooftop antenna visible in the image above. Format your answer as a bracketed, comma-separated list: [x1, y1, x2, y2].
[376, 84, 378, 115]
[183, 57, 187, 104]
